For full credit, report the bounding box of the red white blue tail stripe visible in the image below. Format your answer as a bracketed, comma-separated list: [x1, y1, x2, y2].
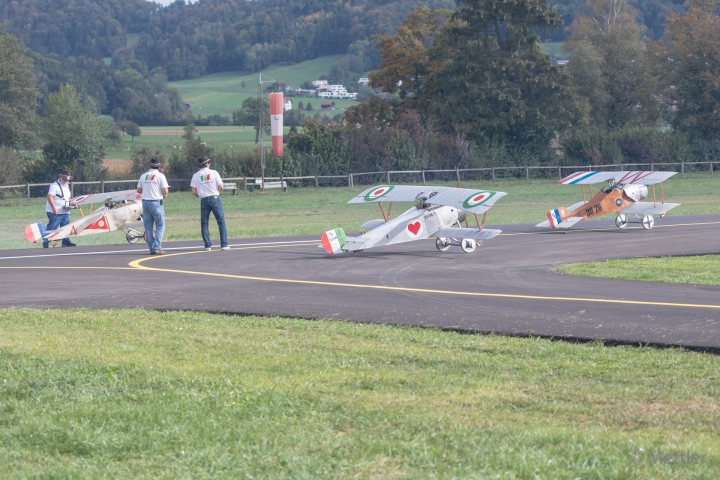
[547, 209, 562, 228]
[24, 222, 46, 243]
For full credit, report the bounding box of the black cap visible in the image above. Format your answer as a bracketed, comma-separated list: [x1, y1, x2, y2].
[198, 156, 210, 166]
[150, 157, 162, 168]
[59, 170, 72, 180]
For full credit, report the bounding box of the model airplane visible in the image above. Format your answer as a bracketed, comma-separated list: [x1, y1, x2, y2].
[321, 185, 507, 254]
[536, 170, 680, 230]
[25, 190, 146, 246]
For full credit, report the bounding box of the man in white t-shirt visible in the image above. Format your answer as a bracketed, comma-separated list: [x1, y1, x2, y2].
[190, 156, 228, 251]
[44, 170, 77, 248]
[137, 157, 169, 255]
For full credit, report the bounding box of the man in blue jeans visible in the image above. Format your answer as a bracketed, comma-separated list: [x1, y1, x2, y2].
[137, 157, 169, 255]
[190, 156, 228, 251]
[44, 170, 77, 247]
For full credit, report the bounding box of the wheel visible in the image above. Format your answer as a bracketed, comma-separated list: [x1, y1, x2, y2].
[642, 214, 655, 230]
[615, 214, 628, 229]
[460, 238, 476, 253]
[435, 237, 451, 252]
[126, 231, 139, 244]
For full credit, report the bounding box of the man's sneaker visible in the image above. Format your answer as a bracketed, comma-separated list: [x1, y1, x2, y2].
[62, 242, 77, 247]
[222, 246, 231, 251]
[150, 250, 156, 255]
[205, 247, 212, 251]
[154, 249, 165, 255]
[42, 243, 49, 249]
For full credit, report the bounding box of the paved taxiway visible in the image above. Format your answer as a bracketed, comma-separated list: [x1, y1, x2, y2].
[1, 214, 719, 350]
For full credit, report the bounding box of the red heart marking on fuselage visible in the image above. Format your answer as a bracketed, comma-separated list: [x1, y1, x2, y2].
[407, 222, 421, 235]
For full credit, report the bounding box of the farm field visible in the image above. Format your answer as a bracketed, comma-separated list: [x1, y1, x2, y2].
[0, 309, 717, 478]
[103, 126, 295, 164]
[169, 55, 363, 117]
[1, 173, 718, 250]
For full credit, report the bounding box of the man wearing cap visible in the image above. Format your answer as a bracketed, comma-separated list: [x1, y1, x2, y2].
[137, 157, 169, 255]
[190, 156, 228, 251]
[44, 170, 77, 248]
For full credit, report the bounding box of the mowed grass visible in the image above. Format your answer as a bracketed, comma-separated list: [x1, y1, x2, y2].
[1, 173, 718, 250]
[0, 309, 717, 478]
[169, 56, 363, 116]
[558, 255, 720, 286]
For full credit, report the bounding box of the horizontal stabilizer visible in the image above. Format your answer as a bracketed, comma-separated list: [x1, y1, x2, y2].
[433, 227, 502, 240]
[620, 202, 680, 215]
[536, 216, 583, 229]
[361, 219, 385, 230]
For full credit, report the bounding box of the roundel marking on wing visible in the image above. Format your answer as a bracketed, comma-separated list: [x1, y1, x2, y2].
[462, 191, 495, 209]
[364, 185, 394, 201]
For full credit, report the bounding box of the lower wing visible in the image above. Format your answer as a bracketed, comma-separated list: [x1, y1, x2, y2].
[432, 227, 502, 240]
[535, 217, 584, 229]
[619, 202, 680, 215]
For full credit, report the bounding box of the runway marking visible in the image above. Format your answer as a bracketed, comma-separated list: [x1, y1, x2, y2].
[0, 267, 135, 270]
[128, 250, 720, 310]
[0, 239, 319, 261]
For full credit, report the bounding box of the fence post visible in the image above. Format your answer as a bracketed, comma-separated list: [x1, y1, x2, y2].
[26, 183, 30, 200]
[421, 169, 426, 185]
[456, 167, 461, 184]
[70, 182, 74, 197]
[387, 171, 391, 184]
[620, 163, 625, 170]
[711, 162, 714, 175]
[315, 176, 319, 190]
[558, 166, 561, 180]
[280, 174, 286, 193]
[101, 180, 105, 193]
[243, 176, 247, 192]
[651, 163, 654, 171]
[682, 162, 685, 176]
[347, 174, 351, 190]
[492, 168, 495, 182]
[526, 166, 529, 183]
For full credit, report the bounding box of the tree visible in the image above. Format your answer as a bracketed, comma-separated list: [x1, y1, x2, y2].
[369, 7, 452, 100]
[23, 84, 107, 182]
[306, 102, 313, 111]
[419, 0, 576, 148]
[0, 26, 40, 149]
[183, 122, 197, 141]
[564, 0, 658, 128]
[664, 0, 720, 140]
[234, 97, 269, 143]
[126, 122, 142, 142]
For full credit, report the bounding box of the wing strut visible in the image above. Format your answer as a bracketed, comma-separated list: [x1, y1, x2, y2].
[474, 212, 487, 231]
[378, 202, 393, 222]
[589, 184, 593, 197]
[660, 182, 665, 204]
[652, 184, 657, 206]
[581, 185, 586, 202]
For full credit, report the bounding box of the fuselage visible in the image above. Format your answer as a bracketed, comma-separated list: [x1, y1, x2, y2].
[562, 184, 647, 222]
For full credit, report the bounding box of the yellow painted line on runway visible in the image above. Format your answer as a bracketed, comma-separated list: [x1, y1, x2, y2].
[128, 249, 720, 310]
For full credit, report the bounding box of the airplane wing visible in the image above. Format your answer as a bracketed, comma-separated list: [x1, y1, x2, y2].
[70, 189, 141, 207]
[42, 208, 108, 242]
[619, 202, 680, 215]
[432, 227, 502, 240]
[349, 185, 507, 214]
[559, 171, 677, 185]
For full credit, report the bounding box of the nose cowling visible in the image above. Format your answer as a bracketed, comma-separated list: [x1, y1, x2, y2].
[622, 184, 648, 202]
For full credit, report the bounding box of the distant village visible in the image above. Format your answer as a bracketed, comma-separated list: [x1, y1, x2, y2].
[272, 78, 370, 111]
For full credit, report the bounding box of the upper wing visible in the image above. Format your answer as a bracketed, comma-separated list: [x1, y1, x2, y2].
[619, 202, 680, 215]
[70, 189, 141, 207]
[349, 185, 507, 214]
[432, 227, 502, 240]
[559, 171, 677, 185]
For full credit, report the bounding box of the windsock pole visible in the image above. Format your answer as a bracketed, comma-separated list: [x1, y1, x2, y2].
[258, 72, 265, 192]
[269, 92, 284, 158]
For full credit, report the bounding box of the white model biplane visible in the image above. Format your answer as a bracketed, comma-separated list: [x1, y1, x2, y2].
[25, 190, 146, 246]
[321, 185, 507, 254]
[536, 170, 680, 230]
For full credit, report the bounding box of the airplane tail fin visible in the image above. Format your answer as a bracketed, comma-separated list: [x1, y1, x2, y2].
[24, 222, 47, 243]
[320, 228, 347, 254]
[541, 207, 572, 228]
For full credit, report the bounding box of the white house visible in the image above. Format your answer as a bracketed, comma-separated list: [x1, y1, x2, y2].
[312, 80, 328, 87]
[358, 78, 369, 85]
[283, 98, 292, 111]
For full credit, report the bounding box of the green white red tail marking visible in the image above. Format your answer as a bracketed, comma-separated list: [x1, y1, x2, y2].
[321, 228, 346, 254]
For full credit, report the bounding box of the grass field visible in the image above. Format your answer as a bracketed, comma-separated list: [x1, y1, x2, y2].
[558, 255, 720, 286]
[169, 56, 363, 117]
[0, 309, 717, 478]
[1, 173, 719, 250]
[104, 126, 294, 163]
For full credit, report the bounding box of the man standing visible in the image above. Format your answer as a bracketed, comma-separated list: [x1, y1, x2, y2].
[190, 156, 229, 251]
[137, 157, 169, 255]
[44, 170, 77, 248]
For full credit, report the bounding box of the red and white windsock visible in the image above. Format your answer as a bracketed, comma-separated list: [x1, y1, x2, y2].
[269, 92, 284, 157]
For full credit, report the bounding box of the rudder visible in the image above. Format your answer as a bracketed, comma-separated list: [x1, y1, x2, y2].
[321, 228, 346, 254]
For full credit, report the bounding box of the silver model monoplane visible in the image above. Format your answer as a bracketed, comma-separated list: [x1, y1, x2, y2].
[321, 185, 507, 254]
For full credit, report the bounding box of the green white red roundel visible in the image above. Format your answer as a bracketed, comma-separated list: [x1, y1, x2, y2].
[462, 191, 495, 209]
[364, 185, 394, 201]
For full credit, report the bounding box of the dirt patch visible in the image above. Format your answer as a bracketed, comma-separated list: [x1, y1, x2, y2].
[104, 159, 132, 175]
[139, 129, 240, 136]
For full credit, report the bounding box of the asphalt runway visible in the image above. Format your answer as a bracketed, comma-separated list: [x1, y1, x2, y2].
[1, 214, 720, 350]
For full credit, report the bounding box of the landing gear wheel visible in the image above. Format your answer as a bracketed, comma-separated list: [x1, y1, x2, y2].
[435, 237, 451, 252]
[615, 214, 628, 229]
[460, 238, 476, 253]
[125, 230, 139, 244]
[642, 214, 655, 230]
